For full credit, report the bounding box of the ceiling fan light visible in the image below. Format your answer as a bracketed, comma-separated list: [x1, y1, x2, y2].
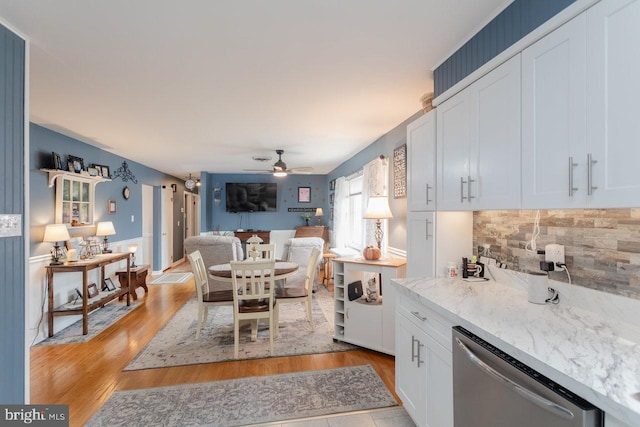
[273, 171, 287, 177]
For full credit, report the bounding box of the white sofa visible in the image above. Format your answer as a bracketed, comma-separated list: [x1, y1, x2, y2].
[282, 237, 324, 288]
[184, 235, 243, 291]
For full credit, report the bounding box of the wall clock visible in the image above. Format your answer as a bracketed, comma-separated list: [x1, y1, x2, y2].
[122, 186, 131, 200]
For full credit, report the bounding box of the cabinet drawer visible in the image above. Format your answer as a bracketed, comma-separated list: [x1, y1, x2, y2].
[397, 293, 453, 350]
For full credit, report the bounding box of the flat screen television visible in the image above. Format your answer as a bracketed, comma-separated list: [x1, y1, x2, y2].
[226, 183, 277, 212]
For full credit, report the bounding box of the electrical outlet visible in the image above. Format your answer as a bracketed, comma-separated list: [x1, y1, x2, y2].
[545, 244, 565, 265]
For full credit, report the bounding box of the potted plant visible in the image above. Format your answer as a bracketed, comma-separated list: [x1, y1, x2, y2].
[301, 213, 311, 226]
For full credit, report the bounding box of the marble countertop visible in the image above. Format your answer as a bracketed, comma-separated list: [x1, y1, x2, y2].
[392, 269, 640, 426]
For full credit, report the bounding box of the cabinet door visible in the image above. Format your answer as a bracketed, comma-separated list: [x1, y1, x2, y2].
[424, 333, 454, 427]
[587, 0, 640, 207]
[469, 55, 522, 210]
[521, 13, 587, 209]
[437, 90, 471, 210]
[344, 300, 383, 350]
[396, 312, 427, 427]
[407, 110, 436, 211]
[407, 211, 435, 278]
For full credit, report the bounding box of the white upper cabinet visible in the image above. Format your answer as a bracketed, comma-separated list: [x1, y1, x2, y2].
[586, 0, 640, 207]
[522, 14, 588, 209]
[407, 110, 436, 211]
[523, 0, 640, 209]
[437, 55, 521, 210]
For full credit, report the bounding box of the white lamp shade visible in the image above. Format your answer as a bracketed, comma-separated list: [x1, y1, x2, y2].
[363, 196, 393, 219]
[96, 221, 116, 236]
[43, 224, 70, 243]
[128, 243, 138, 253]
[315, 208, 324, 217]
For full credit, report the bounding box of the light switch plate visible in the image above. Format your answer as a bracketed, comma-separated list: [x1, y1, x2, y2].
[0, 214, 22, 237]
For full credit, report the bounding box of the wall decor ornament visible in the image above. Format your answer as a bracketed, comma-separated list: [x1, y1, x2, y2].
[111, 161, 138, 183]
[393, 144, 407, 198]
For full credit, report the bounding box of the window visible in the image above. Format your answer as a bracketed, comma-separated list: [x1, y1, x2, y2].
[55, 175, 96, 226]
[346, 174, 363, 250]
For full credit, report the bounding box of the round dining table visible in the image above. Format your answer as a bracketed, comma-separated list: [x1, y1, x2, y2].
[208, 261, 299, 282]
[208, 260, 299, 342]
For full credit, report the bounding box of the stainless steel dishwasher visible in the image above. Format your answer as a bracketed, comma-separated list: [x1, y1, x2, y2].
[452, 326, 603, 427]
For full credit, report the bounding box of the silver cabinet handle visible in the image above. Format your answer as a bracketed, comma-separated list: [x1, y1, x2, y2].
[587, 153, 598, 196]
[411, 336, 425, 367]
[460, 177, 467, 203]
[411, 311, 427, 321]
[467, 176, 475, 202]
[455, 337, 575, 420]
[568, 157, 578, 197]
[426, 184, 433, 204]
[425, 219, 432, 240]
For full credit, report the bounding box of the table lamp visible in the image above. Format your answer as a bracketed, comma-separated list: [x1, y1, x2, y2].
[43, 224, 71, 265]
[128, 243, 138, 267]
[363, 195, 393, 250]
[315, 207, 324, 225]
[96, 221, 116, 253]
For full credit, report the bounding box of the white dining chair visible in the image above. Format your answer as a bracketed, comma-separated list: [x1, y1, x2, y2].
[230, 258, 276, 358]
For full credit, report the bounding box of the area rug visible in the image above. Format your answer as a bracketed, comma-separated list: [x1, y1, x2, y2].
[148, 272, 192, 284]
[37, 302, 141, 346]
[125, 286, 355, 370]
[87, 364, 397, 426]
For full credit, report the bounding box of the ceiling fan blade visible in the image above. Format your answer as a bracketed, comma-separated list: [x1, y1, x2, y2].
[242, 168, 273, 173]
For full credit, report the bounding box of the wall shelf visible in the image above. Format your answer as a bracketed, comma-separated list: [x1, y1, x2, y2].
[41, 168, 111, 188]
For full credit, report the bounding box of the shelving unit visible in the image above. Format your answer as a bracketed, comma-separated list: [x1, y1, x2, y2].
[333, 261, 346, 337]
[332, 255, 406, 355]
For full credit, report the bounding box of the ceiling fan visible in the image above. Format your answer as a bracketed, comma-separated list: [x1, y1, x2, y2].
[244, 149, 313, 176]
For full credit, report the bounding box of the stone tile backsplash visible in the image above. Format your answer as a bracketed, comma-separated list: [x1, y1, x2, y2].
[473, 209, 640, 300]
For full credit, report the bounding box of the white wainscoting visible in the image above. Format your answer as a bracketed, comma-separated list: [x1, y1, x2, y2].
[28, 237, 144, 345]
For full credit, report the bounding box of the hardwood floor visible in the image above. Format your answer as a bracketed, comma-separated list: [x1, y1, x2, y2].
[30, 269, 397, 427]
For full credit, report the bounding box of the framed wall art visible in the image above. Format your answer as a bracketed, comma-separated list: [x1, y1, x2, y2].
[298, 187, 311, 203]
[108, 199, 117, 214]
[393, 144, 407, 198]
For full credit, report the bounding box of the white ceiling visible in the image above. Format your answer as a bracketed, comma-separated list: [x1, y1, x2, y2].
[0, 0, 509, 179]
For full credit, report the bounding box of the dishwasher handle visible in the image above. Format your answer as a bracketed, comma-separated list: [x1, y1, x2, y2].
[455, 337, 575, 421]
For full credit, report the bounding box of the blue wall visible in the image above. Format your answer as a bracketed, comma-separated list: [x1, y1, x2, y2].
[434, 0, 577, 96]
[29, 124, 190, 267]
[202, 173, 329, 231]
[0, 22, 25, 404]
[327, 111, 421, 252]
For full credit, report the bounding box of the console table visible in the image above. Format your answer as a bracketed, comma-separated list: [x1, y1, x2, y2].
[46, 252, 131, 337]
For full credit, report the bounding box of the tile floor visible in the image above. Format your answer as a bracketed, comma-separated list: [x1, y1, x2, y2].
[251, 407, 416, 427]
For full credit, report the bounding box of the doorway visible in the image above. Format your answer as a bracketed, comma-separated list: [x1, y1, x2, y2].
[184, 192, 200, 240]
[160, 186, 173, 271]
[142, 184, 154, 269]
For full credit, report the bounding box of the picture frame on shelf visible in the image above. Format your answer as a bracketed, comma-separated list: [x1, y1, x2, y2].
[100, 165, 110, 178]
[108, 199, 117, 214]
[103, 277, 116, 291]
[67, 155, 84, 173]
[51, 152, 63, 170]
[330, 179, 335, 191]
[87, 283, 99, 298]
[87, 167, 98, 177]
[298, 187, 311, 203]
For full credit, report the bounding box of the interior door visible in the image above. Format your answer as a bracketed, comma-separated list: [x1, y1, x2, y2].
[141, 184, 154, 268]
[160, 186, 173, 271]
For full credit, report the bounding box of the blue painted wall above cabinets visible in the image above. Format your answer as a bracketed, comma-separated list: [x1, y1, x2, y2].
[434, 0, 577, 97]
[203, 173, 329, 232]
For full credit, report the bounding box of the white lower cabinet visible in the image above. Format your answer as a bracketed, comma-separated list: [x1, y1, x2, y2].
[396, 293, 454, 427]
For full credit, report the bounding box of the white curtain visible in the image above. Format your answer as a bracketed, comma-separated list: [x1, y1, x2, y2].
[333, 176, 349, 249]
[361, 157, 389, 250]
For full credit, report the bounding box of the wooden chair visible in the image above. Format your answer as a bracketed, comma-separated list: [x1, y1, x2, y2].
[230, 258, 276, 358]
[247, 243, 276, 261]
[274, 247, 321, 334]
[187, 250, 234, 340]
